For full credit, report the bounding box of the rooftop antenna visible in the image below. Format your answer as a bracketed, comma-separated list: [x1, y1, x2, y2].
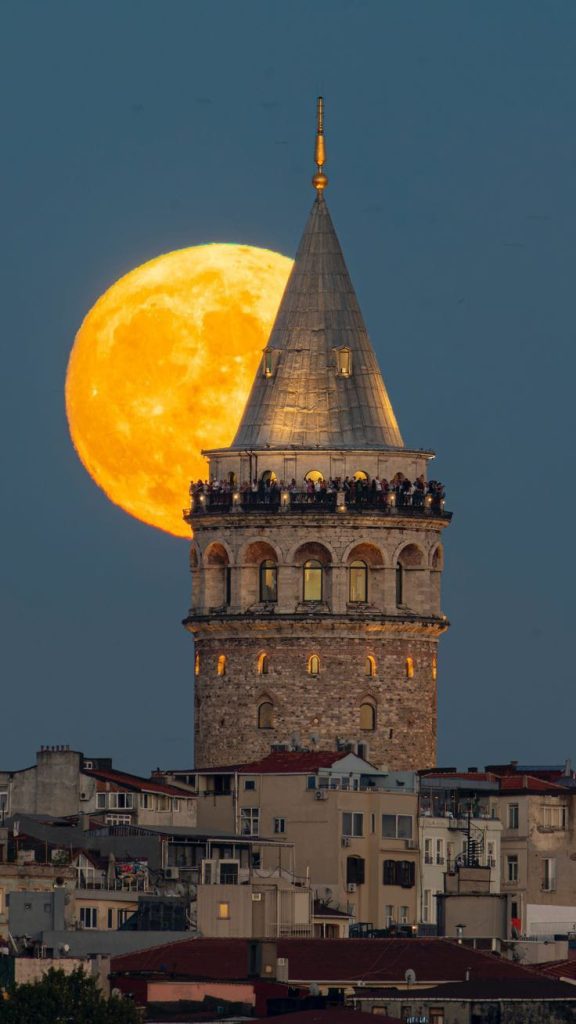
[312, 96, 328, 193]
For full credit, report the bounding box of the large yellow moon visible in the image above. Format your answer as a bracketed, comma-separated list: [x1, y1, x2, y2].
[65, 245, 293, 538]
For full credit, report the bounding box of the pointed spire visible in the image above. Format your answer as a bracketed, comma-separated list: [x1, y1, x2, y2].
[230, 101, 404, 452]
[312, 96, 328, 193]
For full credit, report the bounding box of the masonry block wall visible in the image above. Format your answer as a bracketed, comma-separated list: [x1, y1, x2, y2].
[185, 509, 448, 770]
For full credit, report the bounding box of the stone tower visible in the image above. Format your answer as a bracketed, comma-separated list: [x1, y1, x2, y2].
[183, 100, 450, 770]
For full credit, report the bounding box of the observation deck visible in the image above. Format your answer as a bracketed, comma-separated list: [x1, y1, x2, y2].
[183, 488, 452, 524]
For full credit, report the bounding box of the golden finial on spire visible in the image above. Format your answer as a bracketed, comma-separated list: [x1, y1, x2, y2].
[312, 96, 328, 193]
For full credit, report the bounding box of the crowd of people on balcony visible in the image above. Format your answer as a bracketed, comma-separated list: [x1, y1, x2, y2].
[189, 473, 446, 512]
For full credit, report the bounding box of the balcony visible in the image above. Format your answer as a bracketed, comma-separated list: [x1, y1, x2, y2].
[184, 488, 450, 522]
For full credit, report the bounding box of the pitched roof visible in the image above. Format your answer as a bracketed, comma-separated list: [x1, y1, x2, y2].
[83, 767, 189, 797]
[228, 194, 404, 452]
[539, 959, 576, 981]
[198, 752, 347, 774]
[111, 938, 543, 985]
[498, 775, 566, 794]
[261, 1012, 400, 1024]
[357, 978, 576, 1000]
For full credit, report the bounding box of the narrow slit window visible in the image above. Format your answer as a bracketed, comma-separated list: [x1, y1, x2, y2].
[257, 652, 269, 675]
[263, 349, 274, 377]
[217, 654, 227, 676]
[336, 347, 352, 376]
[307, 654, 321, 676]
[195, 652, 200, 677]
[406, 657, 414, 679]
[258, 701, 274, 729]
[366, 655, 376, 677]
[396, 562, 404, 606]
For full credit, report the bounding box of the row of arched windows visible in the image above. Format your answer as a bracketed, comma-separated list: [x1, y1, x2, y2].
[257, 700, 376, 731]
[259, 559, 411, 606]
[195, 651, 436, 681]
[195, 651, 433, 680]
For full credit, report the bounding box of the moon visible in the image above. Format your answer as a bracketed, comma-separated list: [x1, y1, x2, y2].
[65, 245, 293, 538]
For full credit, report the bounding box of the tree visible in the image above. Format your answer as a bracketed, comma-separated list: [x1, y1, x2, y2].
[0, 967, 141, 1024]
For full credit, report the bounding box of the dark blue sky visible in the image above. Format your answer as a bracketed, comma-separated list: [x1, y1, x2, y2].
[3, 1, 575, 774]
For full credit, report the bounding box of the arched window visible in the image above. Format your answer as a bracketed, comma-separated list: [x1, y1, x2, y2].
[257, 652, 269, 676]
[258, 701, 274, 729]
[396, 561, 404, 606]
[406, 657, 414, 679]
[194, 652, 200, 677]
[304, 470, 324, 483]
[259, 560, 278, 602]
[260, 470, 277, 484]
[217, 654, 227, 677]
[307, 654, 321, 676]
[432, 656, 437, 681]
[303, 560, 323, 602]
[360, 703, 376, 731]
[366, 655, 377, 677]
[353, 470, 368, 481]
[349, 560, 368, 603]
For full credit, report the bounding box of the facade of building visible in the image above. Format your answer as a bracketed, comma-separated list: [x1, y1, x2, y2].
[184, 104, 451, 772]
[164, 751, 421, 931]
[0, 746, 196, 829]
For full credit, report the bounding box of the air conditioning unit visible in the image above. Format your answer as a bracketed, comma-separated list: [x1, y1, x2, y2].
[165, 867, 180, 880]
[405, 839, 418, 850]
[341, 837, 352, 847]
[83, 761, 94, 770]
[347, 883, 357, 893]
[315, 790, 328, 801]
[79, 793, 89, 802]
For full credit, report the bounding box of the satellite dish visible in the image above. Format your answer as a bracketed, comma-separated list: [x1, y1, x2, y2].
[59, 943, 70, 954]
[405, 969, 416, 985]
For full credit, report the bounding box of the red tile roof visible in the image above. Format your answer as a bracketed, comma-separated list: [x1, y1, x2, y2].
[111, 938, 542, 984]
[198, 752, 348, 774]
[83, 767, 189, 797]
[498, 775, 566, 793]
[539, 959, 576, 981]
[422, 772, 497, 783]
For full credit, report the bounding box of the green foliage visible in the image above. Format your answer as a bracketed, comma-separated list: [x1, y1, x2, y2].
[0, 967, 141, 1024]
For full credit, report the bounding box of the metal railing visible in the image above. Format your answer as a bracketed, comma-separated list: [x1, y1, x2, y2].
[185, 488, 449, 520]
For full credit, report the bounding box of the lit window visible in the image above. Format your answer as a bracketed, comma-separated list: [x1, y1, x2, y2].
[406, 657, 414, 679]
[257, 701, 273, 729]
[307, 654, 321, 676]
[217, 654, 227, 676]
[366, 655, 376, 677]
[303, 559, 323, 601]
[336, 347, 352, 376]
[218, 901, 230, 920]
[305, 470, 324, 483]
[396, 562, 403, 606]
[259, 560, 278, 602]
[257, 652, 269, 675]
[263, 349, 273, 377]
[432, 656, 437, 681]
[349, 560, 368, 603]
[195, 652, 200, 677]
[360, 703, 376, 731]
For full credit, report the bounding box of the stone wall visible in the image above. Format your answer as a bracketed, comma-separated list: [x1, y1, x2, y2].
[187, 506, 448, 771]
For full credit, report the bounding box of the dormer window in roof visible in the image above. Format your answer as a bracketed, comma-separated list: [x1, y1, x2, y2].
[335, 346, 352, 378]
[262, 348, 279, 378]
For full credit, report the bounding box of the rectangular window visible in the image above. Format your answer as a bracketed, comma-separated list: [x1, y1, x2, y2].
[447, 841, 455, 869]
[424, 838, 433, 864]
[435, 838, 444, 864]
[117, 909, 131, 927]
[219, 861, 239, 884]
[399, 905, 409, 924]
[244, 780, 256, 791]
[487, 841, 496, 868]
[240, 808, 260, 836]
[109, 792, 134, 809]
[107, 908, 114, 929]
[384, 904, 394, 926]
[383, 860, 415, 888]
[79, 907, 98, 929]
[347, 856, 365, 885]
[273, 817, 285, 834]
[342, 812, 363, 837]
[423, 889, 432, 923]
[218, 901, 230, 920]
[105, 814, 131, 825]
[543, 857, 557, 892]
[97, 793, 106, 809]
[508, 804, 519, 829]
[381, 814, 413, 839]
[507, 855, 519, 883]
[307, 776, 317, 790]
[140, 793, 152, 809]
[430, 1010, 445, 1024]
[542, 805, 568, 830]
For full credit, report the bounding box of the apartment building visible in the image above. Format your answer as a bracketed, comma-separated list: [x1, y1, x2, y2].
[160, 751, 420, 931]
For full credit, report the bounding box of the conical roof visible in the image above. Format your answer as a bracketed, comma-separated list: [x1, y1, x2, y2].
[231, 193, 404, 450]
